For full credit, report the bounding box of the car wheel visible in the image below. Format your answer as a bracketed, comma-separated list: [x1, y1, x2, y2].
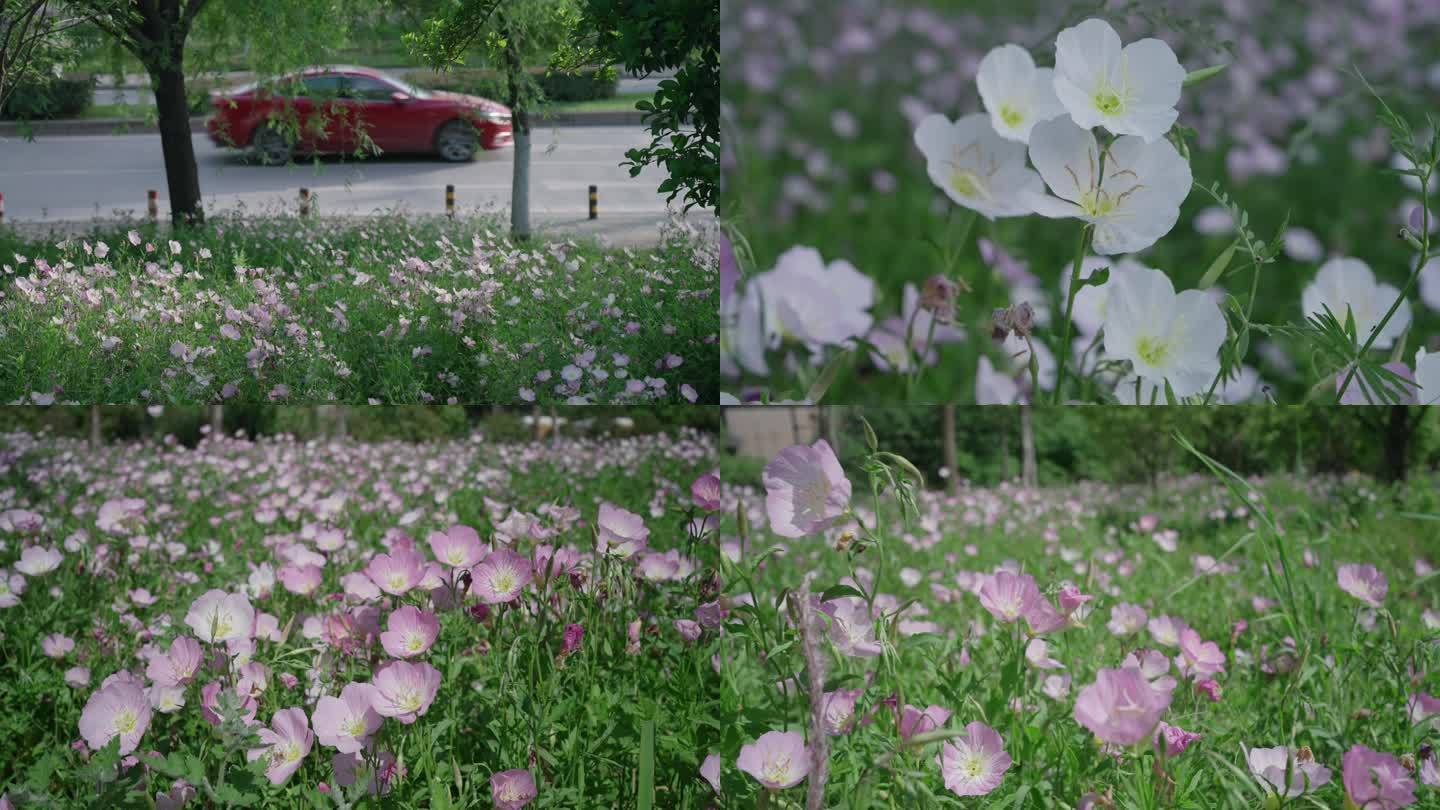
[435, 120, 479, 162]
[251, 126, 293, 165]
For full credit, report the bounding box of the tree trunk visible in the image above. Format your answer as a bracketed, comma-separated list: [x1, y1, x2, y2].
[503, 26, 530, 241]
[942, 405, 958, 495]
[89, 405, 102, 448]
[1020, 404, 1037, 489]
[1381, 405, 1414, 483]
[209, 405, 223, 437]
[151, 65, 204, 226]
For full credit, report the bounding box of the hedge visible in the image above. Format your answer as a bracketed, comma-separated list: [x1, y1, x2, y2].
[0, 77, 94, 120]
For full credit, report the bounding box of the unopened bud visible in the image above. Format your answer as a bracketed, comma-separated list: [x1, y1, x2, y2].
[920, 274, 960, 323]
[1399, 227, 1425, 252]
[992, 301, 1035, 341]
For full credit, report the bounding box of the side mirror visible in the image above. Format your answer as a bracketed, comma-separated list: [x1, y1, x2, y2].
[391, 92, 412, 103]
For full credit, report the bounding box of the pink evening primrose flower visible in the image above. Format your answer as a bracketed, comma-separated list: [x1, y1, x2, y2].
[737, 730, 810, 790]
[471, 549, 534, 603]
[365, 549, 426, 596]
[1244, 744, 1331, 798]
[1342, 744, 1416, 809]
[490, 769, 537, 810]
[369, 660, 441, 724]
[1074, 667, 1173, 745]
[595, 502, 650, 557]
[701, 753, 722, 792]
[763, 439, 851, 538]
[899, 704, 952, 741]
[78, 680, 151, 755]
[691, 471, 722, 511]
[312, 683, 383, 754]
[15, 545, 62, 576]
[822, 688, 864, 735]
[428, 525, 486, 569]
[1107, 603, 1148, 636]
[823, 597, 882, 657]
[146, 636, 203, 687]
[184, 590, 255, 644]
[1337, 563, 1388, 606]
[938, 721, 1011, 797]
[42, 633, 74, 659]
[246, 708, 313, 785]
[1177, 627, 1226, 678]
[379, 606, 440, 658]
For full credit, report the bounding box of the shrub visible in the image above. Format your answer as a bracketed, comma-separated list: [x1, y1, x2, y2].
[0, 77, 94, 120]
[405, 65, 617, 103]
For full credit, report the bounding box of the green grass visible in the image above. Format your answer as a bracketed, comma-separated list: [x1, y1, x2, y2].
[0, 215, 719, 404]
[711, 429, 1440, 807]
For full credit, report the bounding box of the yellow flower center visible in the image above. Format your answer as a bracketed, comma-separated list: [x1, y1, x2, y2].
[113, 708, 137, 734]
[447, 548, 466, 565]
[211, 612, 233, 639]
[763, 755, 793, 784]
[1135, 336, 1171, 367]
[388, 573, 408, 591]
[1079, 189, 1116, 217]
[949, 168, 982, 198]
[274, 741, 303, 764]
[492, 570, 517, 596]
[999, 104, 1024, 128]
[1094, 87, 1124, 115]
[406, 634, 425, 653]
[960, 749, 985, 779]
[344, 716, 369, 737]
[398, 689, 423, 712]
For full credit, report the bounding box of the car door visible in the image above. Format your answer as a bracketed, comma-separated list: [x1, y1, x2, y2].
[294, 74, 354, 154]
[340, 75, 410, 154]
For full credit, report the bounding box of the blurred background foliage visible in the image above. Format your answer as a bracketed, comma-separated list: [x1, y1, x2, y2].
[720, 406, 1440, 489]
[0, 405, 720, 445]
[721, 0, 1440, 402]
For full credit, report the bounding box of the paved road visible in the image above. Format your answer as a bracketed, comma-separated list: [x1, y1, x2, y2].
[0, 126, 676, 223]
[93, 76, 664, 107]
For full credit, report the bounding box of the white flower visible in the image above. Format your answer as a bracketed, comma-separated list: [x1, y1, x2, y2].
[976, 355, 1022, 404]
[1301, 257, 1410, 351]
[1063, 256, 1149, 337]
[1026, 118, 1191, 254]
[1417, 348, 1440, 405]
[721, 281, 775, 377]
[754, 247, 874, 348]
[1102, 265, 1225, 398]
[976, 45, 1065, 143]
[914, 113, 1043, 219]
[185, 589, 255, 644]
[1053, 18, 1185, 142]
[1417, 256, 1440, 312]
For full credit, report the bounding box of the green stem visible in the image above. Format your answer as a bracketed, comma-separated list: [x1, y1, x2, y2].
[1336, 172, 1430, 402]
[1053, 225, 1094, 404]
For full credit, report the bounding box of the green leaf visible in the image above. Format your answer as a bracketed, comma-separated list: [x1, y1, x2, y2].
[820, 584, 866, 603]
[637, 718, 655, 810]
[1197, 242, 1237, 289]
[1183, 63, 1229, 88]
[806, 349, 850, 404]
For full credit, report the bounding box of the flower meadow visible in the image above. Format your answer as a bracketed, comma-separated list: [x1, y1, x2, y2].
[0, 214, 719, 405]
[0, 416, 725, 808]
[709, 421, 1440, 807]
[721, 0, 1440, 404]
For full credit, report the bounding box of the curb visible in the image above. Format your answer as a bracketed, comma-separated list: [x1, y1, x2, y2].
[0, 110, 647, 137]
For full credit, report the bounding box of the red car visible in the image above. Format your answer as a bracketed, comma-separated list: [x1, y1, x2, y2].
[206, 65, 513, 163]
